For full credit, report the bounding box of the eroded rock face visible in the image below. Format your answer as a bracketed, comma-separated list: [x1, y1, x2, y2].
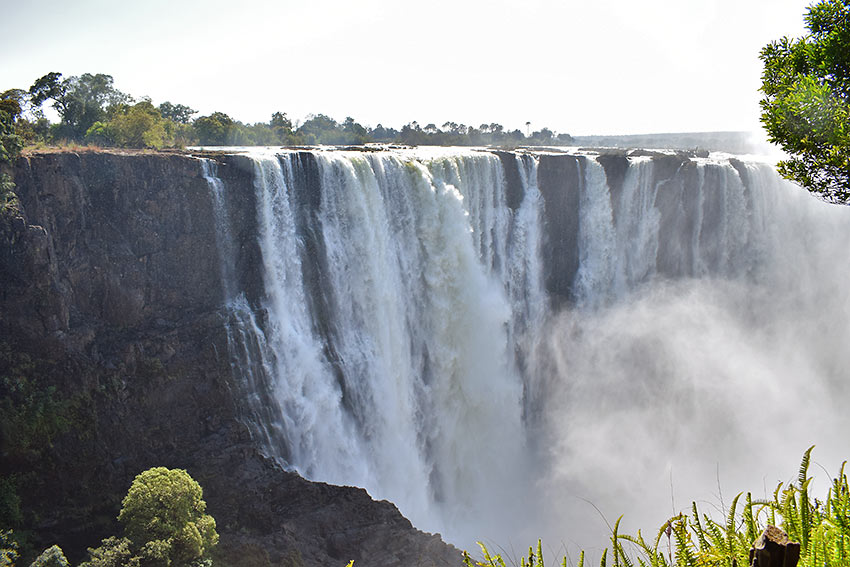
[537, 154, 583, 305]
[1, 150, 460, 567]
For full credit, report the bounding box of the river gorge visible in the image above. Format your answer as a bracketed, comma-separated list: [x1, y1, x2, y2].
[3, 146, 849, 564]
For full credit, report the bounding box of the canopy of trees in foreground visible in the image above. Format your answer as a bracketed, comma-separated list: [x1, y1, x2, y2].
[0, 72, 572, 150]
[760, 0, 850, 203]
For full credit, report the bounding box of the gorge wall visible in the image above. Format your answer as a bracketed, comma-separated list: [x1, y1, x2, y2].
[3, 146, 850, 563]
[0, 151, 458, 566]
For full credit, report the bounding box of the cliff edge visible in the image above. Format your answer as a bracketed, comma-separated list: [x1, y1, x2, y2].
[0, 150, 461, 566]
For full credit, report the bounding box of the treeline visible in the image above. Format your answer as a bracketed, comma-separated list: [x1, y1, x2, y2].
[1, 72, 573, 149]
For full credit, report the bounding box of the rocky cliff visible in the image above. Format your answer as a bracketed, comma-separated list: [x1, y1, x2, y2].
[0, 150, 460, 566]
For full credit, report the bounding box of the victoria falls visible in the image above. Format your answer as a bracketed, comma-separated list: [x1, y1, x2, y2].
[202, 145, 850, 556]
[3, 139, 850, 566]
[4, 1, 850, 558]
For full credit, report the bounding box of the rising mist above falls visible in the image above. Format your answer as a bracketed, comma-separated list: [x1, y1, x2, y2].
[4, 146, 850, 563]
[204, 146, 850, 553]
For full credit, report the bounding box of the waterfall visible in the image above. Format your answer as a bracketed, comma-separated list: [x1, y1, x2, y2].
[203, 148, 850, 552]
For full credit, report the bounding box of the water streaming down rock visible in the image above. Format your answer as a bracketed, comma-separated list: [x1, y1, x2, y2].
[203, 148, 850, 551]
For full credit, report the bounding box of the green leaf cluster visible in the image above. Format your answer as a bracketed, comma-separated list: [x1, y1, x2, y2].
[760, 0, 850, 202]
[102, 467, 219, 567]
[85, 101, 170, 149]
[0, 531, 18, 567]
[0, 90, 24, 212]
[0, 344, 72, 465]
[29, 546, 69, 567]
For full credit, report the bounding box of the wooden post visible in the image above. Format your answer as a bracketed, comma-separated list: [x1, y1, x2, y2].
[749, 525, 800, 567]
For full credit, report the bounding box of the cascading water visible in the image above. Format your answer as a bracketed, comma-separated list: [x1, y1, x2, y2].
[203, 147, 850, 554]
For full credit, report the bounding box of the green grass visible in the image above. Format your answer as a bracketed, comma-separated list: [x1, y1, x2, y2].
[465, 447, 849, 567]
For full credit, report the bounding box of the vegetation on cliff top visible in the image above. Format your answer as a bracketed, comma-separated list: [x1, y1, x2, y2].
[1, 73, 571, 152]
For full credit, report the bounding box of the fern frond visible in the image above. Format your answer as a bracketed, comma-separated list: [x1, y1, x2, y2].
[743, 492, 757, 545]
[671, 518, 695, 567]
[690, 503, 709, 553]
[798, 445, 815, 489]
[611, 516, 622, 567]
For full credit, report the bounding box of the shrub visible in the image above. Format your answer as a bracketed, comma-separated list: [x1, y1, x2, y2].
[117, 468, 218, 567]
[79, 537, 139, 567]
[29, 545, 69, 567]
[0, 531, 17, 567]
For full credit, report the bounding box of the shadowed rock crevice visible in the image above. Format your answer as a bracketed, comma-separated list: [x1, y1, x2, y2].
[536, 154, 583, 306]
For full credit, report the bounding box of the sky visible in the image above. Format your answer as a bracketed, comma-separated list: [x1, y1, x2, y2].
[2, 0, 810, 136]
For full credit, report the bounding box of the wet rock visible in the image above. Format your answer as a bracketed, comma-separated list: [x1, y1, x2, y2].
[2, 150, 461, 567]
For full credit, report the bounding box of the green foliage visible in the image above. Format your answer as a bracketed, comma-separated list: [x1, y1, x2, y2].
[29, 545, 69, 567]
[79, 537, 140, 567]
[0, 172, 17, 214]
[157, 102, 196, 125]
[28, 72, 130, 140]
[469, 448, 849, 567]
[193, 112, 235, 146]
[760, 0, 850, 202]
[1, 93, 24, 165]
[0, 531, 18, 567]
[102, 101, 168, 149]
[0, 344, 72, 464]
[18, 70, 578, 148]
[117, 467, 218, 567]
[14, 70, 577, 149]
[0, 89, 23, 215]
[0, 477, 22, 529]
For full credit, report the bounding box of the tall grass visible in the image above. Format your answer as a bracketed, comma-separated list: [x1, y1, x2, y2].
[465, 447, 849, 567]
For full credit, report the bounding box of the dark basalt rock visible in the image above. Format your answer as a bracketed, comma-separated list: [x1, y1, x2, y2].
[1, 150, 461, 567]
[493, 150, 525, 211]
[536, 154, 583, 307]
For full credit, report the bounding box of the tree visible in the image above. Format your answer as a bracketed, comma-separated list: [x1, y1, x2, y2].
[157, 102, 196, 124]
[298, 114, 344, 144]
[28, 73, 66, 117]
[270, 111, 292, 131]
[28, 72, 131, 140]
[760, 0, 850, 203]
[193, 112, 234, 145]
[115, 467, 218, 567]
[102, 100, 168, 149]
[29, 545, 70, 567]
[529, 127, 554, 145]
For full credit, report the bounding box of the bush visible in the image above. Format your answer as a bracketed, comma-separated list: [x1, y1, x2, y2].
[0, 531, 17, 567]
[29, 545, 69, 567]
[117, 468, 218, 567]
[79, 537, 139, 567]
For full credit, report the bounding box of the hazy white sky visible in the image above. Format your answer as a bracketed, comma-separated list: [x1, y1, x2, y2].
[2, 0, 810, 135]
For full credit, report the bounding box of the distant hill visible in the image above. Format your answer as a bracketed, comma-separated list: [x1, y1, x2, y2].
[571, 131, 774, 154]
